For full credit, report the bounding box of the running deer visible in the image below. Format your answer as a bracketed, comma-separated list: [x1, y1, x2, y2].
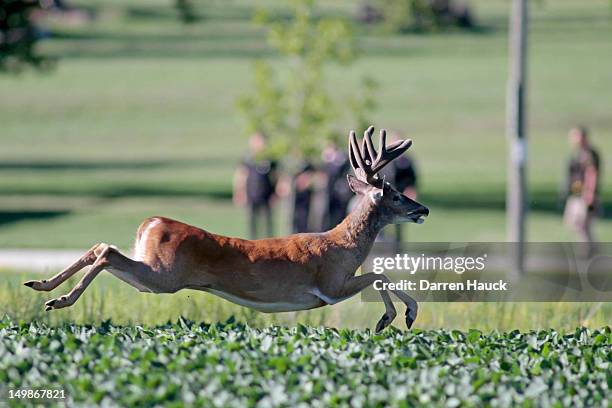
[24, 126, 429, 331]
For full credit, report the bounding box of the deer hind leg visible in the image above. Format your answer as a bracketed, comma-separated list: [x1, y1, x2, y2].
[24, 243, 106, 292]
[44, 244, 156, 311]
[43, 244, 113, 310]
[327, 273, 397, 333]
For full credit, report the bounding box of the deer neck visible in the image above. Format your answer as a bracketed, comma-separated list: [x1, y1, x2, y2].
[328, 195, 384, 261]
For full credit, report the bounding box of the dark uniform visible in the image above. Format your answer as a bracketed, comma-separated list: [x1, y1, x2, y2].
[292, 162, 314, 233]
[379, 155, 418, 247]
[389, 155, 418, 195]
[242, 156, 277, 239]
[322, 151, 352, 230]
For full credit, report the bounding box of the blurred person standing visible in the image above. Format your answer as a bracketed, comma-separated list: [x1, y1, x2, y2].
[379, 131, 419, 247]
[233, 132, 278, 239]
[563, 126, 601, 251]
[321, 139, 352, 230]
[291, 162, 316, 233]
[274, 159, 316, 234]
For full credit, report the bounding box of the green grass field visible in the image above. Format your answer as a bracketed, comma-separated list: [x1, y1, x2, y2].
[1, 0, 611, 249]
[3, 271, 610, 331]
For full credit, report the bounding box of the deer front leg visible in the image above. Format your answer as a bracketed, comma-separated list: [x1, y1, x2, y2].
[348, 273, 420, 329]
[374, 285, 396, 333]
[333, 273, 397, 332]
[44, 244, 113, 310]
[387, 286, 419, 329]
[362, 274, 420, 329]
[24, 243, 104, 291]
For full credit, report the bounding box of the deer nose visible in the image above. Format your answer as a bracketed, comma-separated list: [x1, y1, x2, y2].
[419, 206, 429, 217]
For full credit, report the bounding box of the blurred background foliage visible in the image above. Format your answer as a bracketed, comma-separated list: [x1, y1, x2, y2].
[373, 0, 477, 34]
[0, 0, 50, 71]
[174, 0, 200, 24]
[238, 0, 375, 161]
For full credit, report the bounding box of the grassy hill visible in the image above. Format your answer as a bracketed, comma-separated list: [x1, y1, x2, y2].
[0, 0, 610, 248]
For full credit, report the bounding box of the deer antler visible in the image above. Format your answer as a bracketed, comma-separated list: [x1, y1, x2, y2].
[349, 126, 412, 186]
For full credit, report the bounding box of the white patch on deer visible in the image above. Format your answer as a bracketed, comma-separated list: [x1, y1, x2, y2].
[133, 218, 161, 262]
[107, 267, 153, 293]
[204, 288, 322, 313]
[309, 287, 354, 305]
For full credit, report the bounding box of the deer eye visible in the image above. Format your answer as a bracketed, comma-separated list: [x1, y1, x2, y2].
[392, 195, 400, 202]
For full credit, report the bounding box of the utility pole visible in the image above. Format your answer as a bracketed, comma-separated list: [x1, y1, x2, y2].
[506, 0, 528, 277]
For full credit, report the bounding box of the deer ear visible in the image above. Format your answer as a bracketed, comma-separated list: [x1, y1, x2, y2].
[347, 175, 370, 195]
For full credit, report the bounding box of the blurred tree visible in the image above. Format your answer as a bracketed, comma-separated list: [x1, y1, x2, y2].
[373, 0, 475, 33]
[175, 0, 200, 24]
[0, 0, 49, 72]
[238, 0, 377, 234]
[238, 0, 376, 161]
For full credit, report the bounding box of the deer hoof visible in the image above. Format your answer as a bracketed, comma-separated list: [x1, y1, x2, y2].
[24, 280, 50, 291]
[45, 295, 72, 310]
[375, 313, 393, 333]
[405, 308, 417, 329]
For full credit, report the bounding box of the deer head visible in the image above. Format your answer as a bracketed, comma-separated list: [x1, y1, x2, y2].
[347, 126, 429, 224]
